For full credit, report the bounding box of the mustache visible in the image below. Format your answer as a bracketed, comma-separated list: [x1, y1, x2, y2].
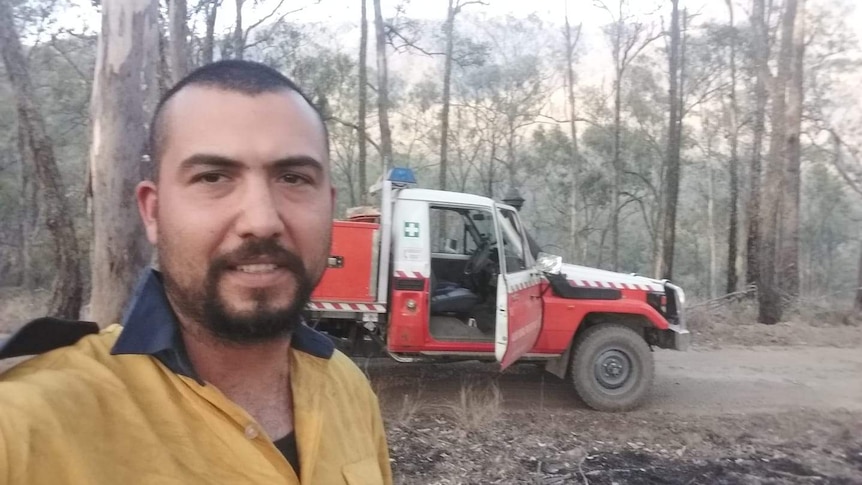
[209, 239, 307, 276]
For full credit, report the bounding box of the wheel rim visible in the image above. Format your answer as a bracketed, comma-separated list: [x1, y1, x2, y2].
[593, 349, 632, 390]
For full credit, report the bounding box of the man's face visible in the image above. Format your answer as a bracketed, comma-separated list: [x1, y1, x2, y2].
[136, 86, 334, 343]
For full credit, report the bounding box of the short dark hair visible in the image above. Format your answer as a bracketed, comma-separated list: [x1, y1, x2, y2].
[147, 60, 328, 179]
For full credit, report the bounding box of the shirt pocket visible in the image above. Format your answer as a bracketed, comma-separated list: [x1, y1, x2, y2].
[341, 457, 385, 485]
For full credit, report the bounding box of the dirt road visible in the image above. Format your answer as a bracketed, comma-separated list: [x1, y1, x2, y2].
[368, 345, 862, 414]
[372, 345, 862, 484]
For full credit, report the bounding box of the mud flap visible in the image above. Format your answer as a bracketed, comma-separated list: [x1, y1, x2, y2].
[544, 338, 574, 379]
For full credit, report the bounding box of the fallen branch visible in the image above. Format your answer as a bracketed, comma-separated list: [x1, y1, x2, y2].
[687, 286, 757, 309]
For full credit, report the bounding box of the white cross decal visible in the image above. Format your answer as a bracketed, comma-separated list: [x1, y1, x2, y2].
[404, 222, 420, 238]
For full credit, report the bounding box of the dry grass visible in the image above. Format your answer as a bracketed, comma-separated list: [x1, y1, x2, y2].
[372, 374, 432, 427]
[686, 295, 862, 348]
[443, 382, 503, 431]
[687, 298, 759, 329]
[784, 295, 862, 327]
[392, 393, 427, 426]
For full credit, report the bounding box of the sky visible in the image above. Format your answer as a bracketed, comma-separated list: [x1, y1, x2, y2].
[59, 0, 859, 35]
[54, 0, 862, 129]
[58, 0, 860, 72]
[58, 0, 862, 56]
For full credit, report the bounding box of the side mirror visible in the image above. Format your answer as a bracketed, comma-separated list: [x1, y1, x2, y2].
[535, 252, 563, 275]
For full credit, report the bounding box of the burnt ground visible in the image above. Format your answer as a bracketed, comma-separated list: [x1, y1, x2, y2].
[366, 311, 862, 484]
[384, 407, 862, 484]
[3, 291, 862, 483]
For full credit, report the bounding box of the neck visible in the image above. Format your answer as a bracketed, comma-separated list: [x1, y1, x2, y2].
[179, 319, 295, 438]
[181, 325, 292, 391]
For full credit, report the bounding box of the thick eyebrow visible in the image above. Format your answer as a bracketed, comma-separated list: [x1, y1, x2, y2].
[270, 156, 325, 178]
[177, 154, 243, 174]
[177, 154, 325, 177]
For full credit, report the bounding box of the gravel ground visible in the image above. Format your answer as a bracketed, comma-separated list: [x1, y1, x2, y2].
[4, 290, 862, 483]
[370, 307, 862, 484]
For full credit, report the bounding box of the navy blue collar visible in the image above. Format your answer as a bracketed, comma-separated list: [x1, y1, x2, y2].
[111, 269, 334, 383]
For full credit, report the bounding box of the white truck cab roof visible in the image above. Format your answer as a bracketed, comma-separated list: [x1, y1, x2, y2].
[396, 188, 495, 208]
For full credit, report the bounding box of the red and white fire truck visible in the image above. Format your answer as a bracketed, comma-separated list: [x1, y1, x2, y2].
[309, 168, 690, 411]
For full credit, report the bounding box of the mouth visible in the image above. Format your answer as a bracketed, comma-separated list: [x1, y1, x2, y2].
[222, 261, 293, 289]
[234, 263, 280, 274]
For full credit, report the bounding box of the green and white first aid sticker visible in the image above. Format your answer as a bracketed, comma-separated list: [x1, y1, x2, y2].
[404, 222, 420, 238]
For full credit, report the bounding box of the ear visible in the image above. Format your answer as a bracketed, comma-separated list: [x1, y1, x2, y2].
[136, 180, 159, 245]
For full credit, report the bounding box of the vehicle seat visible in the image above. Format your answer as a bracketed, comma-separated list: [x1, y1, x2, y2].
[430, 269, 480, 315]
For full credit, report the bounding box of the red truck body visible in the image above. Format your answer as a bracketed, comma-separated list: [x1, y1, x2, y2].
[309, 169, 689, 411]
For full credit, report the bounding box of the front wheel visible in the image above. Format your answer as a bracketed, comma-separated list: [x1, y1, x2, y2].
[570, 324, 654, 412]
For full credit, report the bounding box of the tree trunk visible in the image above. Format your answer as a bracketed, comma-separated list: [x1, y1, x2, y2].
[725, 0, 740, 293]
[439, 0, 456, 192]
[89, 0, 157, 324]
[855, 240, 862, 312]
[660, 0, 682, 280]
[168, 0, 190, 81]
[372, 0, 393, 171]
[758, 0, 798, 324]
[0, 0, 83, 318]
[233, 0, 244, 60]
[611, 32, 622, 272]
[506, 119, 517, 187]
[564, 9, 582, 263]
[779, 0, 805, 299]
[747, 0, 769, 287]
[358, 0, 368, 204]
[486, 140, 496, 198]
[202, 0, 219, 64]
[18, 121, 39, 289]
[156, 7, 171, 95]
[707, 164, 718, 299]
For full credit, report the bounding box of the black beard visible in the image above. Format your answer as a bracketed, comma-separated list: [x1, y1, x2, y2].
[162, 238, 314, 344]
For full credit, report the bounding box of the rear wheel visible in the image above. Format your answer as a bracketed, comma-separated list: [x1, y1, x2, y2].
[570, 324, 654, 412]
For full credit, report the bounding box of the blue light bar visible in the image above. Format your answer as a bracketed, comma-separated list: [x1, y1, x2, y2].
[387, 167, 417, 186]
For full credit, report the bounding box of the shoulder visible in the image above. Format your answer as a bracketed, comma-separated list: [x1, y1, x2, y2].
[293, 347, 379, 408]
[0, 325, 124, 400]
[0, 317, 102, 360]
[328, 350, 375, 394]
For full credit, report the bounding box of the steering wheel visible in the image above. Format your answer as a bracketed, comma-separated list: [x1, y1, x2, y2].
[463, 240, 493, 278]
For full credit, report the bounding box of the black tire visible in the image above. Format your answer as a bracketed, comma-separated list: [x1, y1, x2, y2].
[570, 324, 654, 412]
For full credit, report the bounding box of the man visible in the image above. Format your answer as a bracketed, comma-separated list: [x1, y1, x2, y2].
[0, 60, 392, 484]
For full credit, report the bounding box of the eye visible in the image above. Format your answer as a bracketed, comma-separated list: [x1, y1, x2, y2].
[196, 172, 227, 184]
[279, 173, 311, 185]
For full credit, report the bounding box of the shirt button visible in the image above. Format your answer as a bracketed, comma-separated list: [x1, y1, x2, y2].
[244, 424, 259, 440]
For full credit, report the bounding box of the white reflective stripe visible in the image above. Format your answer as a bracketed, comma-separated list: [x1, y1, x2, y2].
[307, 302, 387, 312]
[506, 273, 541, 294]
[394, 270, 427, 278]
[565, 280, 662, 292]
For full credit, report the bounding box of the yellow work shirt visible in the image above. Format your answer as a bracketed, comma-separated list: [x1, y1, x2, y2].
[0, 326, 391, 484]
[0, 271, 392, 485]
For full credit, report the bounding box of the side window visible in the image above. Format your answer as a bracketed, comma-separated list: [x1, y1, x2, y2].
[498, 209, 527, 273]
[429, 207, 496, 255]
[430, 208, 467, 254]
[464, 210, 494, 253]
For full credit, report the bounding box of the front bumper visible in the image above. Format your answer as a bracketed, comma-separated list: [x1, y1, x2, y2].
[659, 281, 690, 350]
[647, 324, 691, 350]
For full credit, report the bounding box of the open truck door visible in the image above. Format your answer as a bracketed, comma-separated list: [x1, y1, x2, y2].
[494, 206, 543, 370]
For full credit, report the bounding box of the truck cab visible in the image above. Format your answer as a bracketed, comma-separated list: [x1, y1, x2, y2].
[310, 168, 690, 411]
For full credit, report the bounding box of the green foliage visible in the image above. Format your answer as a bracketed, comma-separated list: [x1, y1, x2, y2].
[800, 163, 860, 295]
[2, 0, 860, 310]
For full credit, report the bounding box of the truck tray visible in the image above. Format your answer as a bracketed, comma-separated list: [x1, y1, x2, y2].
[311, 220, 379, 303]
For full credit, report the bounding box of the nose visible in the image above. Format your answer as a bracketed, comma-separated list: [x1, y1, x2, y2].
[233, 178, 284, 239]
